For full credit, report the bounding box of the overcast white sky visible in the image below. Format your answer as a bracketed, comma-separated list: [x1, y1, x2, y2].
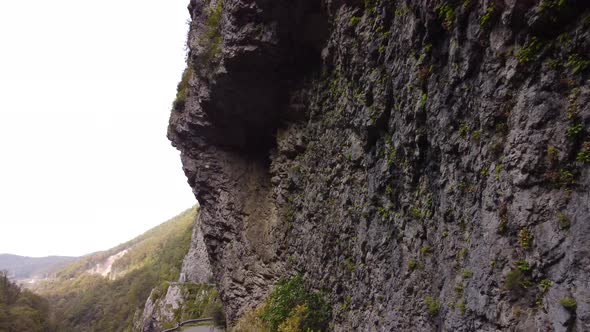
[0, 0, 197, 257]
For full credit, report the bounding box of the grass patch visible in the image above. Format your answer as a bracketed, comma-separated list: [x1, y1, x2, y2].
[459, 122, 469, 138]
[172, 67, 193, 111]
[539, 279, 552, 294]
[515, 260, 530, 272]
[559, 297, 577, 310]
[557, 213, 571, 230]
[518, 229, 532, 250]
[424, 296, 440, 316]
[462, 270, 473, 279]
[505, 269, 527, 291]
[196, 0, 224, 67]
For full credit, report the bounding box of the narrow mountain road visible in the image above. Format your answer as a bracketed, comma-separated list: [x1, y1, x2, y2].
[181, 325, 223, 332]
[163, 318, 224, 332]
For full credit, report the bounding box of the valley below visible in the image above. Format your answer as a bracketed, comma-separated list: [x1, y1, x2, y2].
[1, 207, 224, 332]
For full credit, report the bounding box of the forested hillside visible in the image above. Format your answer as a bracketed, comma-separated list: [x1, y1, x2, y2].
[32, 206, 198, 332]
[0, 271, 55, 332]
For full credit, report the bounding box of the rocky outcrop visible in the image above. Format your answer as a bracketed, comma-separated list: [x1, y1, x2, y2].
[134, 215, 215, 332]
[169, 0, 590, 330]
[180, 212, 214, 284]
[87, 249, 128, 278]
[135, 284, 185, 332]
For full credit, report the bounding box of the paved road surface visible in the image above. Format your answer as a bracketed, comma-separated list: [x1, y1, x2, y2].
[181, 325, 224, 332]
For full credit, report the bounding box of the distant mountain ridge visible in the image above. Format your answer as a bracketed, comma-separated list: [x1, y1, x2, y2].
[0, 254, 78, 281]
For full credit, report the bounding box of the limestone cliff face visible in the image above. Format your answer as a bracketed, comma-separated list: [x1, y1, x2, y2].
[169, 0, 590, 330]
[179, 213, 214, 284]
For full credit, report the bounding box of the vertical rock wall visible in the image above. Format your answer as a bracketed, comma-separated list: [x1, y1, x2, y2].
[169, 0, 590, 330]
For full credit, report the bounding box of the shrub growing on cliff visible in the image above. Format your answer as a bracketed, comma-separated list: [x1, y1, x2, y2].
[559, 297, 577, 310]
[518, 229, 532, 250]
[557, 213, 571, 230]
[435, 3, 455, 31]
[408, 259, 418, 271]
[577, 142, 590, 163]
[277, 305, 308, 332]
[456, 299, 466, 315]
[516, 38, 542, 64]
[559, 169, 575, 185]
[539, 279, 552, 294]
[515, 260, 530, 273]
[538, 0, 569, 23]
[568, 123, 583, 138]
[172, 67, 193, 111]
[176, 285, 223, 325]
[504, 269, 525, 291]
[566, 54, 590, 74]
[547, 145, 559, 163]
[539, 0, 567, 13]
[480, 5, 495, 30]
[423, 296, 440, 316]
[459, 122, 470, 138]
[197, 0, 224, 67]
[260, 275, 331, 332]
[505, 262, 533, 293]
